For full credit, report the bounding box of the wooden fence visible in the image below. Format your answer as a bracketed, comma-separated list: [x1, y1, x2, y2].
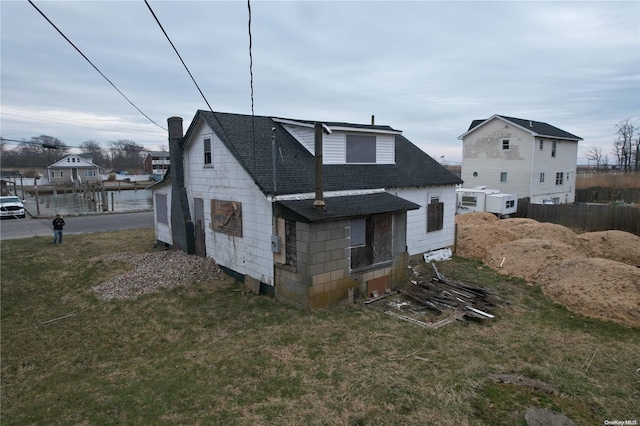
[515, 198, 640, 236]
[575, 187, 640, 203]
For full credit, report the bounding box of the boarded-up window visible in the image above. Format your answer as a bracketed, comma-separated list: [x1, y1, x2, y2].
[210, 199, 242, 237]
[427, 197, 444, 232]
[285, 220, 297, 267]
[155, 193, 168, 224]
[346, 134, 376, 163]
[351, 213, 392, 269]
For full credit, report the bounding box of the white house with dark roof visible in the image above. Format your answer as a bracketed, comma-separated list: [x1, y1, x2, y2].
[151, 110, 462, 309]
[46, 154, 101, 185]
[458, 115, 582, 204]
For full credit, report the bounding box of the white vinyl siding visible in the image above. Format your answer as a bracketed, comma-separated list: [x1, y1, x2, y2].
[153, 185, 172, 245]
[282, 124, 315, 153]
[388, 186, 456, 255]
[375, 134, 395, 164]
[323, 132, 346, 163]
[283, 124, 395, 165]
[182, 119, 275, 285]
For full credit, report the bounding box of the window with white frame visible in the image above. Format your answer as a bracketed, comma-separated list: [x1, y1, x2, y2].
[539, 139, 544, 150]
[555, 172, 564, 185]
[346, 134, 376, 163]
[51, 170, 63, 178]
[500, 172, 507, 183]
[204, 137, 212, 166]
[540, 172, 545, 183]
[502, 139, 510, 150]
[85, 169, 96, 177]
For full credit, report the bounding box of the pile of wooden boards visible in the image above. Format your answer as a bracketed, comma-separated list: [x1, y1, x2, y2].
[400, 263, 498, 321]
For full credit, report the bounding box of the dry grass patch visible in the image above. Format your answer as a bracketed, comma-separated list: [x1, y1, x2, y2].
[576, 172, 640, 189]
[2, 229, 639, 425]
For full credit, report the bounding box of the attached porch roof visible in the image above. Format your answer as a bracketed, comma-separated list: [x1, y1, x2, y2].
[277, 192, 420, 223]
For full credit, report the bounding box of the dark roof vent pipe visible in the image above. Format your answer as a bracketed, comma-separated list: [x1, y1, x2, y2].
[271, 127, 277, 194]
[314, 122, 326, 210]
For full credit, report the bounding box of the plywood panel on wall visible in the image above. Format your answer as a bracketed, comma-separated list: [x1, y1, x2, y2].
[210, 199, 242, 237]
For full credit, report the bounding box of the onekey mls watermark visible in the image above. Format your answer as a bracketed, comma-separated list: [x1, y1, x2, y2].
[604, 420, 638, 426]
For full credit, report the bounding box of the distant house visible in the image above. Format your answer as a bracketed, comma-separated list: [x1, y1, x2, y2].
[46, 154, 101, 185]
[458, 115, 582, 204]
[143, 151, 170, 179]
[151, 110, 462, 309]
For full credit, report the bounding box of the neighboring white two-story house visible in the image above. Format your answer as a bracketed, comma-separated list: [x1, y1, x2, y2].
[458, 115, 582, 204]
[151, 110, 462, 309]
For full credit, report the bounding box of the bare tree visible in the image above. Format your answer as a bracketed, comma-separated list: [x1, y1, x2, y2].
[586, 146, 606, 172]
[79, 140, 109, 168]
[107, 139, 146, 171]
[19, 135, 68, 168]
[613, 119, 635, 172]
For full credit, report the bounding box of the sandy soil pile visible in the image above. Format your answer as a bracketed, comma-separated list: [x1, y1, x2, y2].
[576, 230, 640, 267]
[456, 224, 520, 260]
[455, 212, 640, 327]
[455, 212, 499, 226]
[534, 258, 640, 327]
[499, 219, 581, 247]
[484, 239, 584, 281]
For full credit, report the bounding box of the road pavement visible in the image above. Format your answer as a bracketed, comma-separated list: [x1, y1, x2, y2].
[0, 199, 154, 240]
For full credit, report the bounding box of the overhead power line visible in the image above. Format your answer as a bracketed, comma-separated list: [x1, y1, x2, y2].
[27, 0, 167, 132]
[144, 0, 253, 174]
[248, 0, 257, 175]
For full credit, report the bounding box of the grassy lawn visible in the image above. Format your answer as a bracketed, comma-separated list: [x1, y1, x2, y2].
[2, 229, 638, 425]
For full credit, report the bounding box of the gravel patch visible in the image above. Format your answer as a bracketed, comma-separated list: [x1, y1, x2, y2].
[91, 250, 223, 300]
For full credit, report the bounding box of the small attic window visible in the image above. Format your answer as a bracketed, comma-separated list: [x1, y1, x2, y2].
[502, 139, 510, 150]
[346, 134, 376, 163]
[204, 137, 212, 166]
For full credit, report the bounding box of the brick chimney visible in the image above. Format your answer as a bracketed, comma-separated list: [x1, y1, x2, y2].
[168, 116, 195, 254]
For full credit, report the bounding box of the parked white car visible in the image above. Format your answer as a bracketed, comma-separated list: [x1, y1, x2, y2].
[0, 196, 25, 218]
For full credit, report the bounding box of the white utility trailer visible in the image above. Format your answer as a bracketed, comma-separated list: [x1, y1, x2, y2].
[456, 186, 518, 217]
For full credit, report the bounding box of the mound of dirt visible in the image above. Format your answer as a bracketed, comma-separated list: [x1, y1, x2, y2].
[497, 220, 580, 247]
[455, 212, 499, 226]
[456, 224, 520, 261]
[534, 258, 640, 328]
[484, 239, 585, 281]
[576, 230, 640, 267]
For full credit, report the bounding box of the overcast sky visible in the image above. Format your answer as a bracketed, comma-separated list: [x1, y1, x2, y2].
[1, 1, 639, 164]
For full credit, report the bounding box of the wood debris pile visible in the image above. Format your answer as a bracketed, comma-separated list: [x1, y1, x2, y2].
[403, 263, 499, 322]
[366, 263, 499, 328]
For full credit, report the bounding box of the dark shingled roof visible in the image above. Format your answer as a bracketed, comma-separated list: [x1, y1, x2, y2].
[277, 192, 420, 222]
[467, 115, 582, 140]
[183, 110, 462, 196]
